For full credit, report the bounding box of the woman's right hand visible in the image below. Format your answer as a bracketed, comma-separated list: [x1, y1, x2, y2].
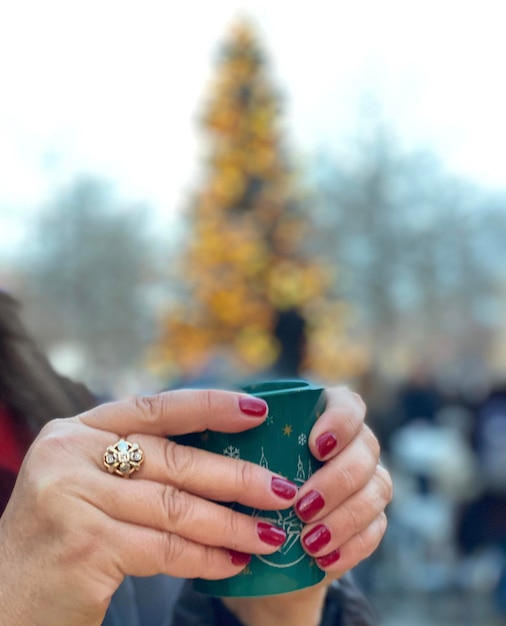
[0, 390, 298, 626]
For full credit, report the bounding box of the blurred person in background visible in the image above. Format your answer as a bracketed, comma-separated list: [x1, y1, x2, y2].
[457, 380, 506, 620]
[391, 364, 443, 496]
[0, 290, 96, 514]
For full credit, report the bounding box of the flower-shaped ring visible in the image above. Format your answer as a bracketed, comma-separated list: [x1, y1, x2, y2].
[103, 439, 144, 477]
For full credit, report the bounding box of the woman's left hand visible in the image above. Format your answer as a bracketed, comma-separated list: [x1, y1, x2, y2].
[223, 386, 392, 626]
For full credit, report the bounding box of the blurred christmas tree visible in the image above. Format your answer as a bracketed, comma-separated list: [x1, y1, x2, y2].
[151, 19, 365, 384]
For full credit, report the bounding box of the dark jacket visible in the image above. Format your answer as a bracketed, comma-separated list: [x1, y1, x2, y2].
[103, 574, 379, 626]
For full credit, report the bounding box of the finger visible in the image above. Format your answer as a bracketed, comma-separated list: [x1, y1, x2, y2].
[75, 389, 268, 437]
[93, 432, 299, 510]
[314, 512, 388, 573]
[84, 474, 287, 556]
[104, 518, 254, 581]
[309, 387, 366, 461]
[32, 419, 298, 510]
[295, 425, 380, 522]
[35, 421, 298, 513]
[300, 465, 392, 558]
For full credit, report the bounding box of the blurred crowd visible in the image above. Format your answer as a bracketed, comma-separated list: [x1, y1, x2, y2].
[356, 365, 506, 623]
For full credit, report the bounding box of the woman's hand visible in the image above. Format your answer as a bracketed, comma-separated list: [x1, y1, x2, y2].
[223, 386, 393, 626]
[0, 390, 300, 626]
[297, 386, 391, 577]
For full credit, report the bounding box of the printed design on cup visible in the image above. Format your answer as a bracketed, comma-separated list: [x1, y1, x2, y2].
[223, 445, 314, 481]
[223, 445, 240, 459]
[283, 424, 293, 436]
[239, 564, 252, 576]
[238, 445, 316, 569]
[256, 509, 304, 566]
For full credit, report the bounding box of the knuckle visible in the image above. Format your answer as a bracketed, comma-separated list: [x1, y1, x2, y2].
[235, 460, 256, 494]
[369, 513, 388, 552]
[378, 511, 388, 533]
[376, 464, 394, 504]
[362, 425, 381, 460]
[336, 387, 366, 417]
[200, 545, 222, 579]
[344, 500, 364, 533]
[160, 533, 187, 569]
[159, 536, 223, 579]
[349, 390, 367, 415]
[338, 464, 358, 495]
[339, 407, 360, 436]
[164, 441, 194, 484]
[340, 513, 388, 571]
[196, 389, 222, 417]
[38, 418, 62, 438]
[29, 420, 75, 468]
[224, 508, 243, 549]
[28, 422, 92, 487]
[355, 519, 383, 560]
[161, 486, 193, 528]
[131, 394, 164, 426]
[201, 389, 214, 414]
[353, 528, 371, 557]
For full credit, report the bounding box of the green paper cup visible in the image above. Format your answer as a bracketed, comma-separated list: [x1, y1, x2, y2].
[177, 379, 327, 597]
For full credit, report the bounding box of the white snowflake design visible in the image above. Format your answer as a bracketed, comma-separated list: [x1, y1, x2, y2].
[298, 433, 307, 446]
[223, 445, 240, 459]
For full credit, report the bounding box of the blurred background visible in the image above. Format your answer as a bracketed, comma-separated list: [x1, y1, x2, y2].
[1, 1, 506, 623]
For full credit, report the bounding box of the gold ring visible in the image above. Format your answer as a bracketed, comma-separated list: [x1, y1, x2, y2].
[104, 439, 144, 477]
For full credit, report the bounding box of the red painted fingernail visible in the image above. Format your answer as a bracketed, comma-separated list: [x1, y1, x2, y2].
[238, 396, 268, 417]
[257, 522, 286, 546]
[316, 548, 341, 568]
[316, 432, 337, 458]
[296, 490, 325, 522]
[229, 550, 252, 566]
[271, 477, 298, 500]
[302, 524, 331, 553]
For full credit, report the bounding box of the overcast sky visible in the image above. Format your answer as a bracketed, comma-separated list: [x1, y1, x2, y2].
[1, 0, 505, 253]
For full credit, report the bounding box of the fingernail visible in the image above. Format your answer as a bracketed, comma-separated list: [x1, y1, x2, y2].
[257, 522, 286, 547]
[229, 550, 252, 566]
[238, 396, 268, 417]
[271, 476, 298, 500]
[316, 432, 337, 458]
[316, 548, 341, 568]
[296, 490, 325, 522]
[302, 524, 331, 553]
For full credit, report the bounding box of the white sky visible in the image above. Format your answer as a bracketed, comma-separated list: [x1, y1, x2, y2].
[1, 0, 505, 254]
